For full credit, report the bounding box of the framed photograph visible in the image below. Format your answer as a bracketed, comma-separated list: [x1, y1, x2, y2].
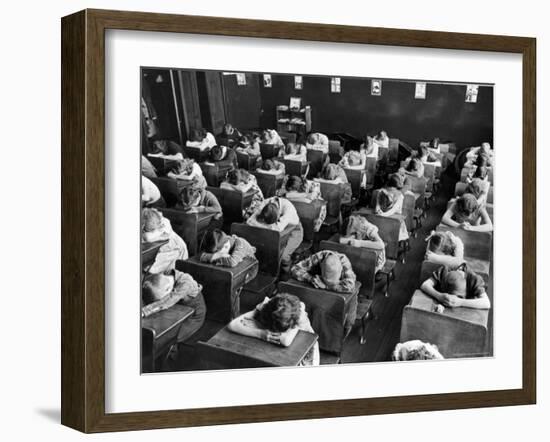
[415, 81, 427, 99]
[466, 84, 480, 103]
[371, 79, 382, 95]
[61, 9, 536, 433]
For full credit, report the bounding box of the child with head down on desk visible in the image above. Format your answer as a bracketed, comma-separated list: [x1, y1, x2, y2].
[141, 270, 206, 344]
[420, 263, 491, 310]
[142, 207, 189, 274]
[291, 250, 357, 294]
[199, 228, 256, 268]
[227, 293, 320, 366]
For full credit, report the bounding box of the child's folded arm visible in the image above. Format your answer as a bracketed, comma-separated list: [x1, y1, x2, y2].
[141, 291, 184, 318]
[278, 327, 299, 347]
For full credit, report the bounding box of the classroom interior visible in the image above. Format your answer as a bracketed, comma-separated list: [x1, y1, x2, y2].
[140, 68, 494, 372]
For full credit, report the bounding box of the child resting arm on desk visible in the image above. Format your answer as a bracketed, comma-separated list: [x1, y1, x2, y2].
[424, 230, 465, 269]
[420, 264, 490, 310]
[199, 228, 256, 268]
[227, 294, 320, 366]
[441, 193, 493, 232]
[339, 214, 386, 272]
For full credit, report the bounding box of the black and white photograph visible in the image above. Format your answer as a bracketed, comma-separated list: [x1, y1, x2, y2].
[140, 67, 494, 374]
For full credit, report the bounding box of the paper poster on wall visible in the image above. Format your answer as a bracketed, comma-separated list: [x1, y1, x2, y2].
[263, 74, 272, 88]
[415, 82, 426, 99]
[295, 75, 303, 90]
[371, 79, 382, 96]
[289, 96, 302, 111]
[236, 73, 247, 85]
[331, 77, 341, 93]
[465, 84, 479, 103]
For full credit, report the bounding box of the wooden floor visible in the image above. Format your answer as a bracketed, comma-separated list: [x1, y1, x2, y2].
[167, 166, 493, 372]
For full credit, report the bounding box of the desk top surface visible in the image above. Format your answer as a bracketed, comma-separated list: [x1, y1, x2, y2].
[410, 290, 489, 327]
[206, 327, 317, 367]
[141, 239, 169, 255]
[142, 304, 195, 338]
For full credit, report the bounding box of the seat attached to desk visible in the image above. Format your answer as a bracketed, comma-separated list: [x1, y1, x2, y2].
[177, 256, 259, 323]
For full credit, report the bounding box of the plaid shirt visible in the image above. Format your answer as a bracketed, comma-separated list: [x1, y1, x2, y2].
[291, 250, 356, 293]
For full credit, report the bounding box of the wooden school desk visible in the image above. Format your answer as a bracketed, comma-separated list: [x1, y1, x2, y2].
[207, 186, 256, 225]
[177, 256, 259, 323]
[160, 209, 217, 256]
[400, 290, 489, 359]
[197, 326, 318, 369]
[150, 176, 193, 207]
[141, 304, 195, 373]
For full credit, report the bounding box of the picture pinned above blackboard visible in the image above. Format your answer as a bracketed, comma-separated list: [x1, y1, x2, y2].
[236, 73, 247, 85]
[371, 79, 382, 96]
[263, 74, 272, 88]
[415, 82, 427, 99]
[466, 84, 479, 103]
[295, 75, 303, 90]
[331, 77, 341, 93]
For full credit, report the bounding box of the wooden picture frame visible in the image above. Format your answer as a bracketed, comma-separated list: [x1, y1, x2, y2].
[61, 8, 536, 433]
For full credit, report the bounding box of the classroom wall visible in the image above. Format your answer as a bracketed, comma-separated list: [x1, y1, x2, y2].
[258, 74, 493, 150]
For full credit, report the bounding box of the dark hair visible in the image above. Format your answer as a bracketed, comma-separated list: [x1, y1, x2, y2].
[406, 157, 422, 173]
[476, 153, 489, 167]
[171, 158, 194, 175]
[386, 173, 403, 189]
[456, 193, 479, 217]
[142, 273, 168, 305]
[285, 175, 307, 193]
[223, 123, 233, 134]
[210, 145, 224, 161]
[201, 228, 228, 254]
[189, 128, 206, 142]
[257, 202, 279, 225]
[255, 293, 301, 332]
[321, 163, 340, 180]
[473, 165, 488, 179]
[427, 232, 454, 255]
[261, 159, 276, 171]
[430, 137, 440, 148]
[225, 168, 245, 185]
[417, 145, 428, 158]
[465, 178, 484, 199]
[377, 190, 393, 212]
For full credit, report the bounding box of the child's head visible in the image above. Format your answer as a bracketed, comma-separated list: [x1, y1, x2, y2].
[222, 123, 234, 135]
[189, 128, 206, 143]
[257, 201, 279, 225]
[456, 193, 479, 217]
[347, 150, 362, 166]
[364, 135, 374, 147]
[443, 269, 467, 297]
[480, 142, 491, 154]
[320, 253, 343, 286]
[377, 189, 394, 212]
[210, 145, 226, 161]
[142, 273, 175, 305]
[431, 137, 440, 148]
[466, 178, 484, 199]
[406, 157, 422, 173]
[345, 215, 377, 240]
[142, 208, 164, 233]
[321, 163, 339, 180]
[153, 139, 168, 154]
[261, 159, 277, 171]
[377, 130, 388, 139]
[473, 165, 488, 180]
[171, 158, 194, 175]
[392, 340, 444, 361]
[426, 231, 453, 255]
[179, 186, 201, 209]
[255, 293, 302, 332]
[284, 143, 300, 155]
[201, 228, 231, 255]
[226, 168, 245, 186]
[307, 133, 320, 145]
[261, 129, 274, 143]
[386, 173, 404, 189]
[285, 175, 307, 193]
